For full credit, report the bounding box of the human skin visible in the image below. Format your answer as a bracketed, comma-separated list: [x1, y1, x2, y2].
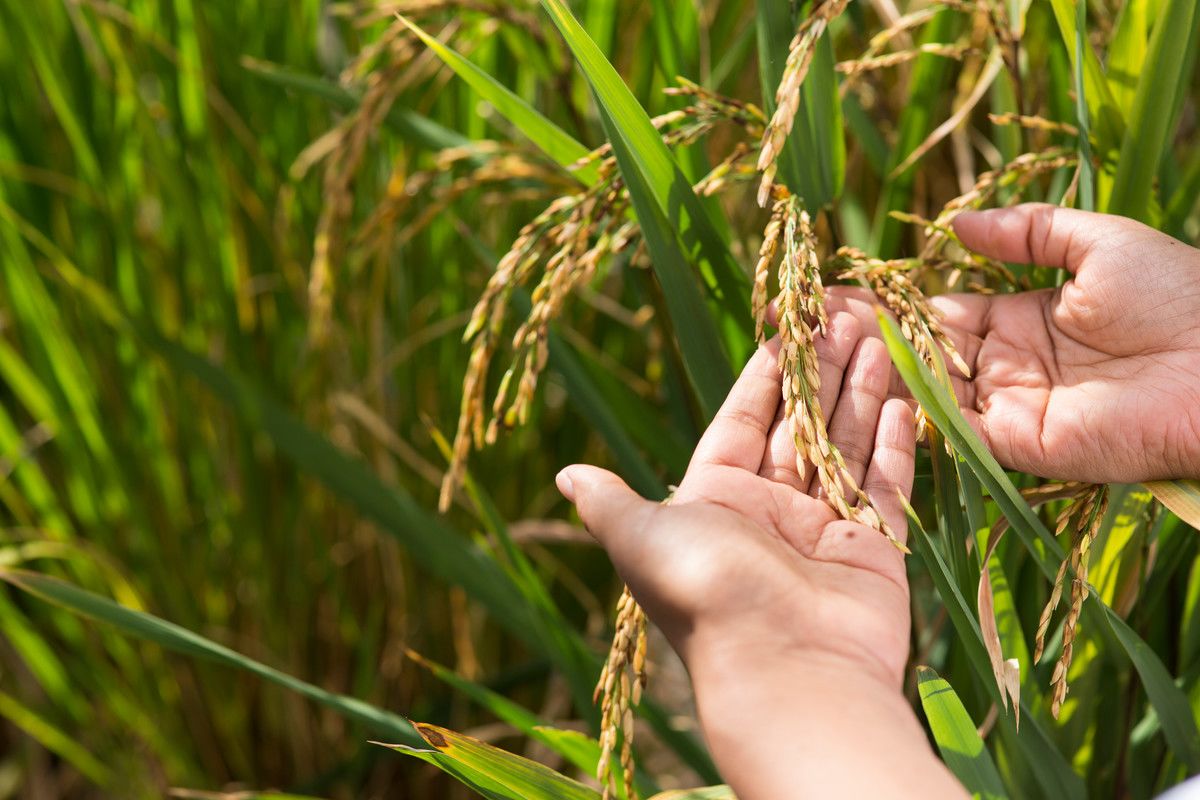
[825, 203, 1200, 484]
[557, 330, 967, 800]
[551, 205, 1200, 797]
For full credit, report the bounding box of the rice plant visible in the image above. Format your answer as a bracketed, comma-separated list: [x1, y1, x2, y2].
[0, 0, 1197, 798]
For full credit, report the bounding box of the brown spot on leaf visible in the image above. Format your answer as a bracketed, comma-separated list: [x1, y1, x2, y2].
[417, 723, 448, 750]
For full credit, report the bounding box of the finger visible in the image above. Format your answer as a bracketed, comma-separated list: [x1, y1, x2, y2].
[861, 399, 917, 542]
[951, 203, 1149, 274]
[757, 391, 796, 486]
[819, 337, 891, 495]
[556, 465, 658, 568]
[688, 339, 783, 474]
[759, 311, 862, 488]
[928, 293, 993, 342]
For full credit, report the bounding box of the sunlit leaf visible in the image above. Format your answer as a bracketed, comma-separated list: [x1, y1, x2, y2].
[916, 667, 1008, 800]
[379, 724, 601, 800]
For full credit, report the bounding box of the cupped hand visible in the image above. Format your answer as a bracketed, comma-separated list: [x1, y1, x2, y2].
[556, 318, 917, 686]
[829, 203, 1200, 484]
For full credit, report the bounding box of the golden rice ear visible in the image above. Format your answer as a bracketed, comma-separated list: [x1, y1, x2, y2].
[773, 202, 907, 551]
[755, 0, 851, 207]
[752, 197, 789, 343]
[596, 585, 649, 800]
[1029, 485, 1109, 719]
[441, 81, 767, 511]
[834, 247, 972, 382]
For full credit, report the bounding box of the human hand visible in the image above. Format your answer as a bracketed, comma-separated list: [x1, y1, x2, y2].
[556, 327, 967, 800]
[556, 319, 917, 688]
[828, 203, 1200, 484]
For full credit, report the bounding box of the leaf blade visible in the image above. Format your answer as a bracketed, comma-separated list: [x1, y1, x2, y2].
[916, 667, 1009, 800]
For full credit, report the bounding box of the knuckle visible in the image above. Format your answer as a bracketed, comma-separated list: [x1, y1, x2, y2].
[716, 406, 770, 438]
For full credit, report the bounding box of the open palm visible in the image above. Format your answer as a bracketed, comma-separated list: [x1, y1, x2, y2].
[830, 204, 1200, 484]
[558, 326, 918, 685]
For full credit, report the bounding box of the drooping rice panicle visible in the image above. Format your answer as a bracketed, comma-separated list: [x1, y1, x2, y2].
[885, 148, 1077, 293]
[988, 112, 1080, 136]
[596, 585, 649, 800]
[303, 28, 422, 348]
[836, 42, 975, 76]
[774, 201, 907, 551]
[919, 147, 1077, 256]
[835, 247, 972, 378]
[441, 81, 765, 510]
[1033, 484, 1110, 718]
[756, 0, 851, 207]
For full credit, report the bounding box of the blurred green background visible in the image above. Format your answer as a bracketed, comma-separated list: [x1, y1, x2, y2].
[1, 0, 1198, 798]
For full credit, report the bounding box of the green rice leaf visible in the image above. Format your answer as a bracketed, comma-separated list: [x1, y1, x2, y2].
[395, 14, 598, 184]
[597, 105, 734, 419]
[648, 0, 699, 82]
[379, 724, 601, 800]
[1105, 0, 1151, 115]
[141, 333, 543, 639]
[877, 312, 1062, 562]
[408, 650, 659, 800]
[1164, 149, 1200, 238]
[0, 687, 112, 787]
[1072, 0, 1096, 212]
[916, 667, 1009, 800]
[0, 569, 422, 747]
[879, 311, 1200, 773]
[1107, 0, 1199, 221]
[538, 0, 745, 418]
[407, 650, 607, 780]
[903, 500, 1084, 799]
[1047, 0, 1125, 151]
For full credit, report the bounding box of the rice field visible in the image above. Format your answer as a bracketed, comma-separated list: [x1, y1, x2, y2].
[0, 0, 1198, 798]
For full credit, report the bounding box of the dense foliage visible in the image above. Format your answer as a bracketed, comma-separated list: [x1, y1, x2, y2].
[0, 0, 1198, 798]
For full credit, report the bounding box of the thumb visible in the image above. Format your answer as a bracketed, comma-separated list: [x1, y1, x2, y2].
[556, 465, 657, 560]
[951, 203, 1152, 275]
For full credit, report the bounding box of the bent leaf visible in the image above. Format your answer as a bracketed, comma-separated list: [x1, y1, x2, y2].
[1147, 480, 1200, 531]
[978, 525, 1021, 726]
[379, 723, 601, 800]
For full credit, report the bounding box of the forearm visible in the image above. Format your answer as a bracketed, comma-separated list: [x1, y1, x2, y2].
[690, 651, 967, 800]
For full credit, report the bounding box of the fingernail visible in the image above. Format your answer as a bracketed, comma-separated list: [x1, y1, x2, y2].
[555, 468, 576, 502]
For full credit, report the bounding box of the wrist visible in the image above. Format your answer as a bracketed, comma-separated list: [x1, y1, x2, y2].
[685, 625, 903, 696]
[686, 649, 965, 800]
